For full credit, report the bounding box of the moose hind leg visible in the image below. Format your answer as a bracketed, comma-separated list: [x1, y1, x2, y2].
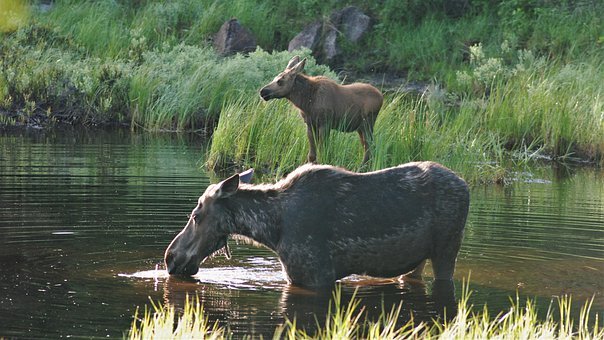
[431, 257, 457, 281]
[357, 122, 374, 164]
[431, 244, 462, 281]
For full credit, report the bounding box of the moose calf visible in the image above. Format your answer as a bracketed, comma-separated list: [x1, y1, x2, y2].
[260, 56, 383, 164]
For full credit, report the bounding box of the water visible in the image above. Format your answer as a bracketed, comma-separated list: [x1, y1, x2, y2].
[0, 128, 602, 338]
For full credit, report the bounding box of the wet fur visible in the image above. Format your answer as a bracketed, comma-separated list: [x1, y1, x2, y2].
[166, 162, 470, 288]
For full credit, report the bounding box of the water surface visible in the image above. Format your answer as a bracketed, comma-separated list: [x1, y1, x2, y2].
[0, 128, 602, 338]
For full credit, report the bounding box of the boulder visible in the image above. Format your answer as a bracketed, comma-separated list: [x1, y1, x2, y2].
[288, 21, 322, 53]
[214, 18, 257, 56]
[322, 23, 339, 61]
[288, 6, 371, 63]
[331, 6, 370, 43]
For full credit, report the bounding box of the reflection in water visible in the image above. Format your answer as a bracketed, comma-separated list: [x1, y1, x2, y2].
[277, 278, 457, 335]
[157, 271, 456, 338]
[125, 260, 456, 337]
[0, 128, 602, 338]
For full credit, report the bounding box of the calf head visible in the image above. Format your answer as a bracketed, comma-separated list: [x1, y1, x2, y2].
[164, 169, 253, 276]
[259, 56, 306, 101]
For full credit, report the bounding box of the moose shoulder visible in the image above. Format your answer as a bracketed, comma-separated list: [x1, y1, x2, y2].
[164, 162, 470, 288]
[260, 56, 383, 164]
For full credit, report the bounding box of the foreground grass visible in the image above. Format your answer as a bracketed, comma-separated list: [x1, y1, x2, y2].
[128, 285, 602, 339]
[129, 295, 225, 340]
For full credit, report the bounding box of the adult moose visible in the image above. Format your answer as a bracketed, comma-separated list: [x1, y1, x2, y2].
[164, 162, 470, 288]
[259, 56, 383, 164]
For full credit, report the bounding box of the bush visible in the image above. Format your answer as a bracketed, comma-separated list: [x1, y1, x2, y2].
[0, 25, 133, 124]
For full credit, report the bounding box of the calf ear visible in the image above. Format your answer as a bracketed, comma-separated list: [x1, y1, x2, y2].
[291, 58, 306, 74]
[215, 174, 240, 198]
[285, 55, 300, 70]
[239, 169, 254, 183]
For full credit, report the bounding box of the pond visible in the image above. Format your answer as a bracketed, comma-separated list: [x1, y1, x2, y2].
[0, 128, 602, 338]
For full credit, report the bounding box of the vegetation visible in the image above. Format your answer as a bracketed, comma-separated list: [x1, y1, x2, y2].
[208, 42, 603, 179]
[207, 91, 508, 182]
[128, 283, 603, 339]
[0, 0, 603, 179]
[129, 295, 225, 340]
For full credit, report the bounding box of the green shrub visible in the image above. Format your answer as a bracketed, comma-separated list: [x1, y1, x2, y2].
[0, 26, 133, 124]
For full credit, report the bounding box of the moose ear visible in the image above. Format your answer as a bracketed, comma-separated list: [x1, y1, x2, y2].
[285, 55, 301, 70]
[214, 173, 240, 199]
[238, 168, 254, 184]
[290, 58, 306, 74]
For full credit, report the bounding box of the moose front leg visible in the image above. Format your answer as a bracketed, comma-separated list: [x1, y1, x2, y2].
[306, 124, 318, 163]
[279, 243, 336, 288]
[305, 123, 327, 164]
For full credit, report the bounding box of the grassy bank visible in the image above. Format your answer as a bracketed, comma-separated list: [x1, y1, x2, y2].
[207, 92, 507, 183]
[208, 46, 604, 180]
[128, 284, 603, 339]
[1, 0, 603, 179]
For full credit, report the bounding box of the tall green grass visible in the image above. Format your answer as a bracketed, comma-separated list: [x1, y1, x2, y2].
[0, 26, 133, 124]
[129, 47, 333, 131]
[128, 283, 603, 339]
[36, 0, 313, 60]
[205, 31, 603, 182]
[129, 295, 225, 340]
[31, 0, 604, 81]
[206, 72, 526, 183]
[207, 90, 506, 182]
[457, 46, 604, 162]
[41, 1, 131, 59]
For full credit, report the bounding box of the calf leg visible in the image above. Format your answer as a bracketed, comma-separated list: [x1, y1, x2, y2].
[306, 124, 327, 164]
[357, 123, 374, 164]
[306, 124, 318, 163]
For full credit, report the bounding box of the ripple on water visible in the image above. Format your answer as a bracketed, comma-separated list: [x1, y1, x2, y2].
[120, 257, 286, 290]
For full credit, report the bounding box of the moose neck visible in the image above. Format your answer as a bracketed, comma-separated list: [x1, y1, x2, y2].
[227, 188, 282, 251]
[286, 74, 316, 114]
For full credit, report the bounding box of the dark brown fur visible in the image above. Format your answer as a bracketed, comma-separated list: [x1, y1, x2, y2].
[165, 162, 470, 288]
[260, 56, 383, 164]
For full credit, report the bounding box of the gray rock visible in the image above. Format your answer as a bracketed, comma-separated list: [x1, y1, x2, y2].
[288, 21, 322, 52]
[322, 22, 339, 61]
[213, 18, 257, 56]
[332, 6, 370, 43]
[288, 6, 372, 63]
